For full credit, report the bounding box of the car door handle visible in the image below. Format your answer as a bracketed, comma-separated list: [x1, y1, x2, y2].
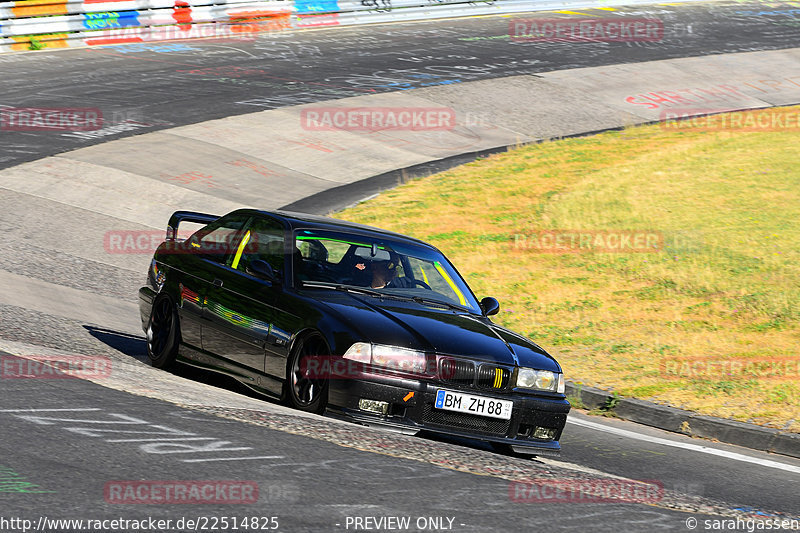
[212, 278, 223, 288]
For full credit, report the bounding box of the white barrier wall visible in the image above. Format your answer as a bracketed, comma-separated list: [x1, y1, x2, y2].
[0, 0, 708, 52]
[0, 0, 296, 51]
[0, 0, 531, 52]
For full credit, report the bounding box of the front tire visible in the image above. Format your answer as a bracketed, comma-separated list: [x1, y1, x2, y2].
[146, 295, 180, 370]
[284, 333, 329, 414]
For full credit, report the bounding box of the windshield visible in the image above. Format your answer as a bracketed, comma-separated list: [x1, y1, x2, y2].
[293, 229, 481, 313]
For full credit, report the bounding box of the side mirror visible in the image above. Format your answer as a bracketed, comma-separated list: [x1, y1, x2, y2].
[480, 297, 500, 317]
[247, 259, 279, 284]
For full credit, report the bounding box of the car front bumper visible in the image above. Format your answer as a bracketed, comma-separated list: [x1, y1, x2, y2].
[328, 372, 570, 453]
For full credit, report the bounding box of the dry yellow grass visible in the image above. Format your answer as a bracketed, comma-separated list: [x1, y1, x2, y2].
[337, 107, 800, 432]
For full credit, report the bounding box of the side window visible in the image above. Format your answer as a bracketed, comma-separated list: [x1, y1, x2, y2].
[297, 237, 349, 264]
[234, 216, 285, 276]
[297, 239, 326, 262]
[191, 215, 250, 265]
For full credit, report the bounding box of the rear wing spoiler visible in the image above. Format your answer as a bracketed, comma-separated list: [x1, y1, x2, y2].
[166, 211, 220, 241]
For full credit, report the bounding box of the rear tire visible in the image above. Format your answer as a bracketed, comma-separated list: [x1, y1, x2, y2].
[284, 333, 329, 415]
[146, 295, 180, 370]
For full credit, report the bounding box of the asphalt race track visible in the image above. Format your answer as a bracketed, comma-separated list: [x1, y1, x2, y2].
[1, 2, 800, 532]
[2, 1, 800, 170]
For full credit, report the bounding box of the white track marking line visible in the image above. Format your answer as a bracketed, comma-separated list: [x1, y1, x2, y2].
[0, 408, 101, 412]
[181, 456, 285, 463]
[106, 437, 217, 443]
[568, 417, 800, 474]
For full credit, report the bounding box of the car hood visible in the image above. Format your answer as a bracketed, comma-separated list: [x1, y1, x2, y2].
[309, 291, 561, 372]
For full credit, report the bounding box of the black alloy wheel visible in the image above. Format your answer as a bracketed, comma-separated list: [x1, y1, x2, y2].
[285, 333, 330, 414]
[146, 295, 179, 369]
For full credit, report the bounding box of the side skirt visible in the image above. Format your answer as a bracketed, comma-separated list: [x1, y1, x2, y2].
[177, 343, 284, 398]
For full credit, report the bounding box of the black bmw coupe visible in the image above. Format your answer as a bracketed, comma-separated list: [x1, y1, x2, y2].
[139, 209, 570, 454]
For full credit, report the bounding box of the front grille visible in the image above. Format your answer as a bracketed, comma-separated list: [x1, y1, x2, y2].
[439, 358, 475, 386]
[438, 358, 512, 391]
[477, 364, 510, 390]
[422, 402, 511, 436]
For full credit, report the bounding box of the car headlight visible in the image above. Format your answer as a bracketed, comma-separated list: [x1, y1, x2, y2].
[516, 368, 565, 393]
[343, 342, 428, 374]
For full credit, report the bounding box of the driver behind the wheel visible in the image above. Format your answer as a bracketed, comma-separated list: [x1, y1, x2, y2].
[370, 256, 398, 289]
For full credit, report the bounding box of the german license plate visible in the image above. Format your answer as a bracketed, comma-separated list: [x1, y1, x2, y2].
[434, 389, 512, 420]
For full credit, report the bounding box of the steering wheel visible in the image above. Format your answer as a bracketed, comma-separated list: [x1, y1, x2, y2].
[412, 279, 432, 290]
[386, 276, 431, 290]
